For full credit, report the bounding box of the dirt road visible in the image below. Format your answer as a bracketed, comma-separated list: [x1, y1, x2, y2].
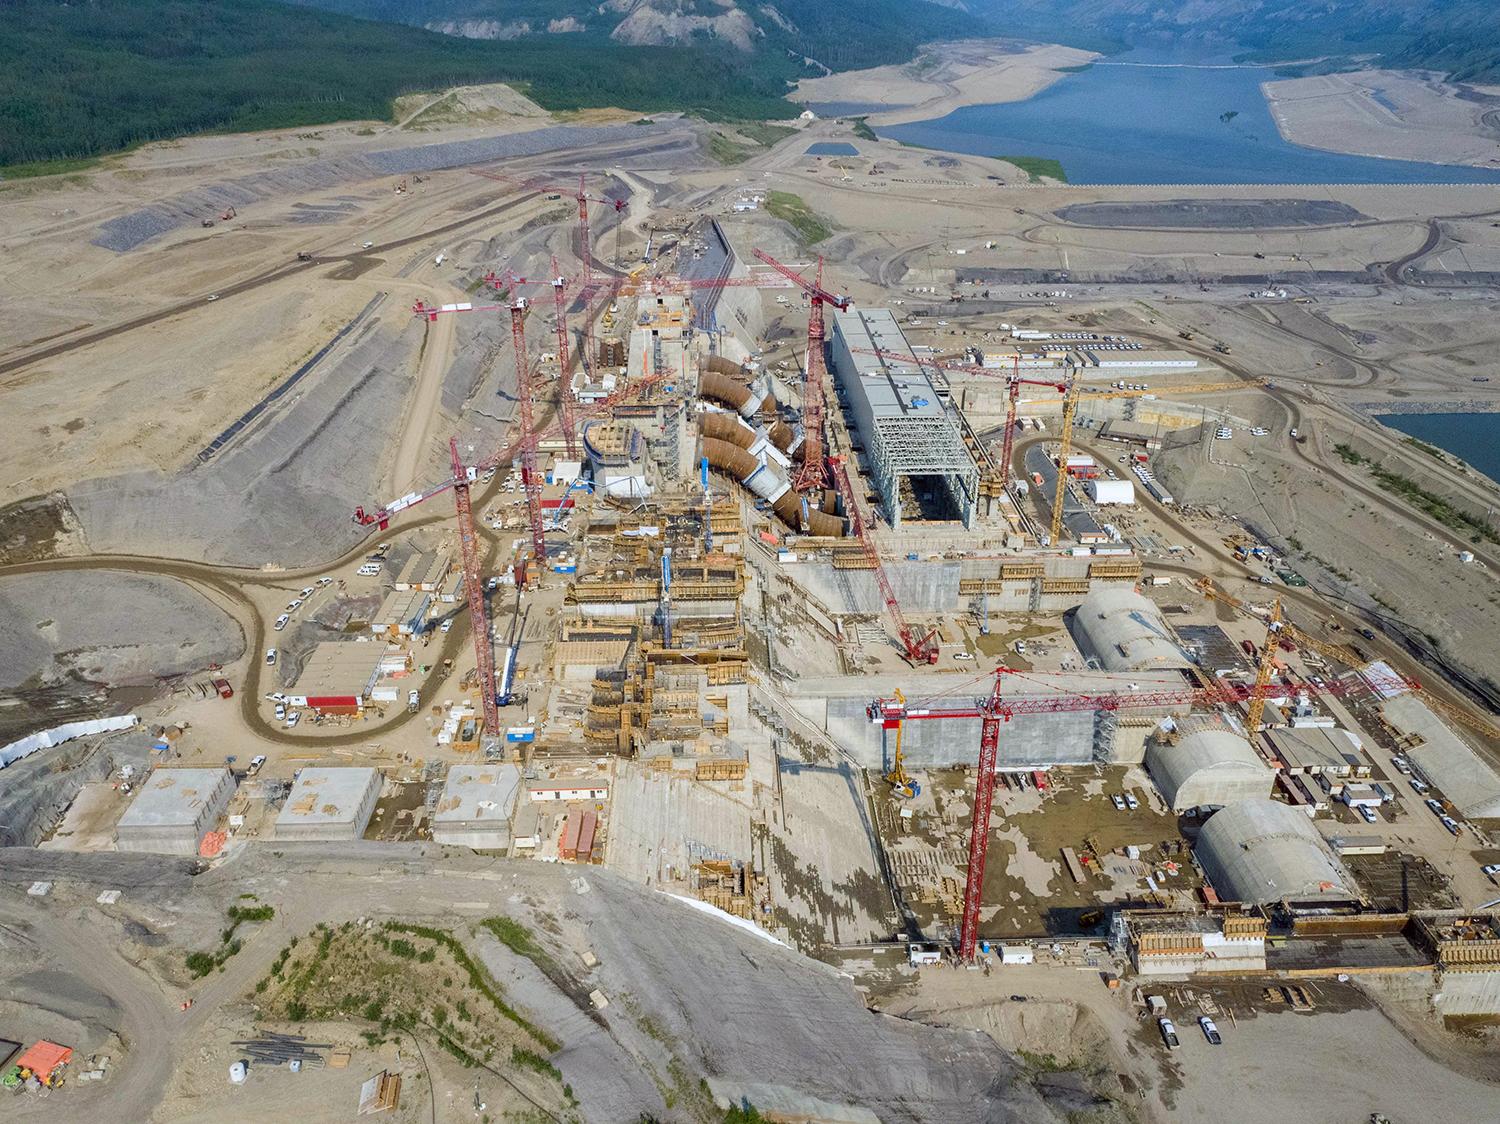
[389, 310, 459, 495]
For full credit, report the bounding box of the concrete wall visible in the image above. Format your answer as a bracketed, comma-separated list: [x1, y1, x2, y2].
[823, 698, 1101, 769]
[1435, 970, 1500, 1016]
[787, 561, 963, 614]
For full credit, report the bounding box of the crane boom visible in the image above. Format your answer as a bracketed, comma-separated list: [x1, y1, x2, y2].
[450, 437, 498, 736]
[831, 456, 938, 664]
[874, 659, 1415, 959]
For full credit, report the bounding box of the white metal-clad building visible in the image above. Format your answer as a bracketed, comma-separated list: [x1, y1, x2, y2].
[1087, 478, 1135, 505]
[1195, 799, 1359, 908]
[1069, 587, 1191, 673]
[115, 767, 236, 855]
[1147, 727, 1273, 812]
[1380, 691, 1500, 819]
[274, 767, 382, 841]
[431, 764, 522, 850]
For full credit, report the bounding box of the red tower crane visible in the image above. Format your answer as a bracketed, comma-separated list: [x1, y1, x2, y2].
[448, 436, 499, 735]
[830, 455, 938, 664]
[509, 298, 549, 582]
[751, 250, 850, 491]
[352, 359, 675, 531]
[871, 661, 1415, 960]
[469, 169, 626, 288]
[481, 262, 581, 459]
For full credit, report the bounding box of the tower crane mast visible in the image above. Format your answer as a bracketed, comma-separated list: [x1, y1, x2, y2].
[873, 659, 1415, 960]
[510, 299, 548, 582]
[449, 437, 498, 735]
[751, 250, 850, 490]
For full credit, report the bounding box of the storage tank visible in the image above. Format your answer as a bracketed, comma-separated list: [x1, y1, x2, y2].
[1087, 479, 1135, 505]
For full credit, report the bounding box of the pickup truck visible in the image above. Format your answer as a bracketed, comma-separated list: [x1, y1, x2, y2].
[1158, 1018, 1180, 1049]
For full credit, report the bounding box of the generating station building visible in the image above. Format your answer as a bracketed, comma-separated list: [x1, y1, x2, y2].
[829, 308, 979, 529]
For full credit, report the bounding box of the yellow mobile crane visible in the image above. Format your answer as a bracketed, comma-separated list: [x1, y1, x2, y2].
[883, 688, 916, 796]
[1048, 379, 1263, 545]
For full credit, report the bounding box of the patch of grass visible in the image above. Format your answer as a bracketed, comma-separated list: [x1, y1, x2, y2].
[849, 116, 878, 142]
[1401, 435, 1448, 462]
[997, 154, 1067, 183]
[482, 917, 549, 964]
[735, 121, 797, 146]
[707, 131, 756, 165]
[228, 903, 275, 923]
[1334, 443, 1498, 544]
[511, 1045, 562, 1081]
[765, 190, 832, 245]
[0, 154, 103, 180]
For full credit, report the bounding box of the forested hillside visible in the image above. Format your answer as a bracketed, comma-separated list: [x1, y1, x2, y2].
[969, 0, 1500, 81]
[0, 0, 981, 171]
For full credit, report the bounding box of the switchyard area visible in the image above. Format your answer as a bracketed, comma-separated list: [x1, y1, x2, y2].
[7, 104, 1500, 1122]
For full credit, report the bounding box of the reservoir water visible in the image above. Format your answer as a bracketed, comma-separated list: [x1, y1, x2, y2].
[879, 53, 1500, 185]
[1376, 413, 1500, 486]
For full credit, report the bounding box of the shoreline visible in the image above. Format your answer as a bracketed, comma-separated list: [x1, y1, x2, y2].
[792, 38, 1098, 129]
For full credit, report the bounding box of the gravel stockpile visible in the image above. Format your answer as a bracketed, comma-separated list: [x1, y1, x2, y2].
[0, 570, 242, 691]
[68, 311, 425, 567]
[93, 122, 675, 253]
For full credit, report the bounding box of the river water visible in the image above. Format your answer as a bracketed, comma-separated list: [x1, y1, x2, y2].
[878, 52, 1500, 185]
[1376, 412, 1500, 485]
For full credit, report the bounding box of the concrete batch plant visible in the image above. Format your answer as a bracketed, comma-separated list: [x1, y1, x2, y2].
[115, 767, 236, 855]
[274, 767, 382, 841]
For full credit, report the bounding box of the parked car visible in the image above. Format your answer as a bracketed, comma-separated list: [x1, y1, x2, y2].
[274, 704, 286, 721]
[285, 598, 302, 611]
[1198, 1016, 1222, 1045]
[299, 586, 315, 598]
[1358, 804, 1378, 824]
[274, 614, 290, 631]
[1440, 815, 1461, 836]
[1124, 793, 1140, 811]
[316, 576, 333, 586]
[1158, 1018, 1180, 1049]
[247, 755, 267, 776]
[1408, 778, 1430, 795]
[1111, 794, 1127, 811]
[265, 648, 277, 665]
[284, 711, 301, 729]
[953, 651, 974, 661]
[441, 619, 454, 634]
[1481, 863, 1500, 881]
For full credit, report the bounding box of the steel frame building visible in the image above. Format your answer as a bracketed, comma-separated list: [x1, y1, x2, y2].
[829, 308, 978, 529]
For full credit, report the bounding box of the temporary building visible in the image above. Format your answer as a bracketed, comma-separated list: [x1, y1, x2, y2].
[1086, 478, 1135, 505]
[1146, 728, 1272, 812]
[1195, 799, 1358, 908]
